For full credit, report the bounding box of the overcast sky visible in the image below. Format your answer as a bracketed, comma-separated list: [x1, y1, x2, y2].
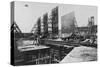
[14, 1, 97, 33]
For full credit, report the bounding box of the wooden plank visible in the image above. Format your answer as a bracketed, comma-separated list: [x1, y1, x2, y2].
[18, 45, 49, 52]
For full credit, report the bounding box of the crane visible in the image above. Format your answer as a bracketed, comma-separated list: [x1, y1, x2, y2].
[11, 22, 24, 38]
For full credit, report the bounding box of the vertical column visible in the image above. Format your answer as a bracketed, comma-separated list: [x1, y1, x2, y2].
[51, 6, 59, 36]
[43, 13, 48, 38]
[37, 17, 41, 36]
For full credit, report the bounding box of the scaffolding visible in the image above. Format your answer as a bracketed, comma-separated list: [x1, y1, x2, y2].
[51, 6, 59, 36]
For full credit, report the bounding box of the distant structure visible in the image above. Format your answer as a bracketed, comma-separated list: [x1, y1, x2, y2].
[42, 13, 48, 37]
[61, 12, 78, 37]
[78, 16, 97, 36]
[88, 16, 94, 27]
[61, 12, 97, 37]
[88, 16, 97, 35]
[31, 6, 59, 38]
[37, 18, 41, 36]
[51, 6, 59, 36]
[31, 7, 97, 38]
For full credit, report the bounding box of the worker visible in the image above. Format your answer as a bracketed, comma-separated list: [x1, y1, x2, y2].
[37, 36, 40, 46]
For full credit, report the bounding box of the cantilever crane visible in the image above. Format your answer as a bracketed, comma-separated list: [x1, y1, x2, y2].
[11, 22, 24, 38]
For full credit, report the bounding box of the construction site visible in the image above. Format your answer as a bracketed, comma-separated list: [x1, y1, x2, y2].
[11, 2, 97, 66]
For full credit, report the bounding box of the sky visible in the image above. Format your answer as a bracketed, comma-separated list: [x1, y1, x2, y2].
[14, 1, 97, 33]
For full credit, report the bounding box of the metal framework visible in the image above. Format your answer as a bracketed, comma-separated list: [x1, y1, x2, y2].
[37, 18, 41, 36]
[51, 6, 59, 36]
[11, 22, 23, 38]
[31, 6, 59, 39]
[42, 13, 49, 37]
